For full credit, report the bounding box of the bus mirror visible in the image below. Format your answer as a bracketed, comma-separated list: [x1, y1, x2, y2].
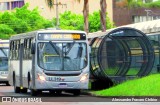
[31, 43, 35, 54]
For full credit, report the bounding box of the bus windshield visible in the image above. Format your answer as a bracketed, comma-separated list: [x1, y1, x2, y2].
[38, 42, 87, 71]
[0, 48, 8, 57]
[0, 48, 9, 71]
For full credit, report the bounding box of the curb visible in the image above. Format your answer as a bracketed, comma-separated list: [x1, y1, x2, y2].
[81, 90, 95, 96]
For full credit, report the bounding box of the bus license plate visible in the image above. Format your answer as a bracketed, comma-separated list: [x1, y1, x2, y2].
[0, 71, 8, 75]
[58, 83, 67, 88]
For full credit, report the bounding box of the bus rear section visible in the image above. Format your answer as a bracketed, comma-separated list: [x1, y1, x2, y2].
[0, 40, 9, 86]
[8, 30, 90, 96]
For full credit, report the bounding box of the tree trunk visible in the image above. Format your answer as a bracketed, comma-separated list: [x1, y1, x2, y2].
[100, 0, 106, 32]
[83, 0, 89, 33]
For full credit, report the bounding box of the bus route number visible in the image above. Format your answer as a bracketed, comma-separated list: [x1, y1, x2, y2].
[51, 34, 80, 40]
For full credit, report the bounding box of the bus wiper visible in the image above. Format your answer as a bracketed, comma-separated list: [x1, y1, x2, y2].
[65, 41, 75, 55]
[49, 41, 60, 55]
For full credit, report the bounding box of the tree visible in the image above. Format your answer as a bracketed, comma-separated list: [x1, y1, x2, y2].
[143, 0, 153, 3]
[74, 0, 89, 33]
[45, 0, 89, 33]
[55, 11, 114, 32]
[58, 11, 83, 30]
[83, 0, 89, 33]
[100, 0, 107, 32]
[0, 24, 15, 39]
[0, 3, 52, 39]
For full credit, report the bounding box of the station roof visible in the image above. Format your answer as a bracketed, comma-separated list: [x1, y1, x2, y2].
[88, 19, 160, 38]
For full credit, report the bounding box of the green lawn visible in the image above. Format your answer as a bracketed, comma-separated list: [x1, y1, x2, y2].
[93, 74, 160, 96]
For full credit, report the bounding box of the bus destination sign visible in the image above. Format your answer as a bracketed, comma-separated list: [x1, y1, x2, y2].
[38, 33, 86, 40]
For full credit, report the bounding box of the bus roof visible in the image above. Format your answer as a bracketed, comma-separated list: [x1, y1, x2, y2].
[10, 29, 87, 40]
[0, 40, 9, 47]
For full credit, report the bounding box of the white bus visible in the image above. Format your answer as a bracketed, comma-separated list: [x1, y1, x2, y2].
[0, 40, 9, 86]
[8, 29, 90, 96]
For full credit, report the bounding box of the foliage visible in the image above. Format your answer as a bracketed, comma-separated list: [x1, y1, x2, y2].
[0, 4, 115, 39]
[54, 11, 115, 32]
[0, 3, 52, 39]
[144, 0, 153, 3]
[89, 11, 115, 32]
[116, 0, 160, 8]
[0, 24, 15, 39]
[143, 1, 160, 8]
[128, 0, 143, 8]
[89, 12, 101, 32]
[57, 11, 84, 30]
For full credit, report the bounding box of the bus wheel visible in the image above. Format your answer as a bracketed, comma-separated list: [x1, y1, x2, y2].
[13, 78, 20, 93]
[55, 90, 62, 95]
[73, 90, 81, 96]
[31, 89, 38, 96]
[21, 88, 28, 93]
[49, 90, 55, 94]
[6, 82, 10, 86]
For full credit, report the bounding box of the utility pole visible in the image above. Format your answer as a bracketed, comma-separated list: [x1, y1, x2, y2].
[53, 0, 67, 28]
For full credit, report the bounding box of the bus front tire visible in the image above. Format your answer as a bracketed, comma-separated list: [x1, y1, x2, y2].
[73, 90, 81, 96]
[31, 89, 38, 96]
[55, 90, 62, 95]
[21, 88, 28, 93]
[50, 90, 62, 95]
[6, 82, 10, 86]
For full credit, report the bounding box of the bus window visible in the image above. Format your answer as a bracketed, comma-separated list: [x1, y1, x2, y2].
[0, 48, 9, 71]
[38, 42, 62, 70]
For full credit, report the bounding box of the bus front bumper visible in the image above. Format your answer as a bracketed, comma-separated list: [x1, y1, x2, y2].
[0, 75, 8, 83]
[35, 79, 89, 90]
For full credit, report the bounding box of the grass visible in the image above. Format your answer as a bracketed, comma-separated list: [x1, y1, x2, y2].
[104, 68, 139, 76]
[93, 74, 160, 96]
[126, 68, 139, 75]
[104, 68, 118, 75]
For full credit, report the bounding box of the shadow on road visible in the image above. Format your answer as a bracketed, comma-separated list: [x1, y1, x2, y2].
[22, 91, 85, 97]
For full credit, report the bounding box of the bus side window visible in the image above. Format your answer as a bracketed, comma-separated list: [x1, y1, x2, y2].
[13, 41, 16, 60]
[9, 41, 13, 60]
[15, 40, 19, 60]
[28, 38, 32, 59]
[27, 39, 30, 59]
[17, 40, 20, 59]
[31, 38, 35, 55]
[23, 39, 27, 59]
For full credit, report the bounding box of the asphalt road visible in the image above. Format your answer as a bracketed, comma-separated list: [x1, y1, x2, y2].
[0, 84, 160, 105]
[0, 84, 110, 102]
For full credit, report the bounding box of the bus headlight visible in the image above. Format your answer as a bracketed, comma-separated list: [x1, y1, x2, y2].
[38, 74, 46, 81]
[80, 74, 88, 81]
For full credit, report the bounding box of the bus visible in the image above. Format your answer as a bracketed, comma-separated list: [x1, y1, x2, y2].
[8, 29, 90, 96]
[0, 40, 9, 86]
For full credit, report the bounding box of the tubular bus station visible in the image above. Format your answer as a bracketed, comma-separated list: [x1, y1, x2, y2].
[88, 27, 158, 90]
